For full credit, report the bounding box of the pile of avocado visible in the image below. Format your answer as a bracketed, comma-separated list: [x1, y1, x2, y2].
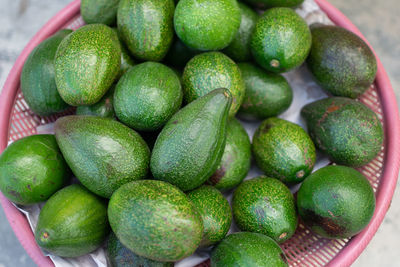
[0, 0, 384, 265]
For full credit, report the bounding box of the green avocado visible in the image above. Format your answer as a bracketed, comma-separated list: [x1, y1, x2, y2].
[187, 185, 232, 247]
[251, 7, 311, 73]
[55, 24, 121, 106]
[174, 0, 241, 51]
[107, 232, 172, 267]
[211, 232, 288, 267]
[297, 165, 375, 239]
[301, 97, 383, 167]
[21, 29, 71, 116]
[35, 184, 109, 257]
[232, 176, 297, 243]
[238, 62, 293, 120]
[207, 118, 251, 191]
[223, 3, 259, 62]
[81, 0, 119, 25]
[117, 0, 175, 61]
[112, 28, 135, 77]
[0, 135, 70, 205]
[108, 180, 203, 262]
[114, 62, 182, 131]
[76, 86, 115, 118]
[182, 52, 245, 117]
[243, 0, 304, 8]
[164, 37, 200, 70]
[252, 118, 316, 184]
[55, 115, 150, 198]
[151, 88, 232, 191]
[307, 25, 377, 98]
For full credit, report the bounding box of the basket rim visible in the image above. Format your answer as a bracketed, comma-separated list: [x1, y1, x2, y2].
[0, 0, 399, 266]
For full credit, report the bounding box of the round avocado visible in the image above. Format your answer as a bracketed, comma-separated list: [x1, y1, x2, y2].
[297, 165, 375, 239]
[238, 62, 293, 120]
[76, 86, 115, 118]
[0, 134, 70, 205]
[182, 52, 245, 117]
[187, 185, 232, 247]
[243, 0, 304, 8]
[114, 62, 182, 131]
[251, 7, 311, 73]
[108, 180, 203, 262]
[232, 176, 297, 243]
[174, 0, 241, 51]
[81, 0, 119, 25]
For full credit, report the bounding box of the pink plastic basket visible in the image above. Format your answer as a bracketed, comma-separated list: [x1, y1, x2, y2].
[0, 0, 399, 266]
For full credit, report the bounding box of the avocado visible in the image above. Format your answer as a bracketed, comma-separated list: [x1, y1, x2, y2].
[301, 97, 383, 167]
[251, 7, 311, 73]
[55, 24, 121, 106]
[0, 135, 70, 205]
[76, 86, 115, 118]
[238, 62, 293, 120]
[107, 232, 173, 267]
[21, 29, 71, 116]
[81, 0, 119, 25]
[55, 115, 150, 198]
[150, 89, 231, 191]
[117, 0, 174, 61]
[307, 25, 377, 98]
[232, 176, 297, 243]
[164, 37, 200, 70]
[252, 118, 316, 184]
[243, 0, 304, 8]
[35, 184, 109, 257]
[182, 52, 245, 117]
[108, 180, 203, 262]
[112, 28, 135, 77]
[114, 62, 182, 131]
[174, 0, 241, 51]
[207, 118, 251, 191]
[187, 185, 232, 247]
[211, 232, 288, 267]
[223, 3, 258, 62]
[297, 165, 375, 239]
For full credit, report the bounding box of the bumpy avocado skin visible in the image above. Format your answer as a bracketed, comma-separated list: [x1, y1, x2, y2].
[182, 52, 245, 117]
[307, 25, 377, 98]
[207, 118, 251, 191]
[117, 0, 175, 61]
[297, 165, 375, 239]
[81, 0, 119, 25]
[107, 232, 173, 267]
[301, 97, 383, 167]
[252, 118, 316, 184]
[108, 180, 203, 262]
[35, 184, 109, 257]
[232, 176, 297, 243]
[150, 89, 232, 191]
[0, 135, 70, 205]
[187, 185, 232, 247]
[238, 62, 293, 120]
[211, 232, 288, 267]
[174, 0, 241, 51]
[164, 37, 200, 69]
[114, 62, 182, 131]
[76, 86, 115, 118]
[21, 29, 72, 116]
[55, 24, 121, 106]
[55, 115, 150, 198]
[223, 3, 259, 62]
[243, 0, 304, 8]
[251, 7, 311, 73]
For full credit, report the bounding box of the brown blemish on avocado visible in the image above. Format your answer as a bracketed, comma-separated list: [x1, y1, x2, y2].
[270, 59, 280, 68]
[209, 167, 226, 185]
[296, 170, 305, 179]
[303, 208, 345, 236]
[279, 232, 287, 239]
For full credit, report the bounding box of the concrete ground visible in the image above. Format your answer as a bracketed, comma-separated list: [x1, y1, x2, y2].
[0, 0, 399, 266]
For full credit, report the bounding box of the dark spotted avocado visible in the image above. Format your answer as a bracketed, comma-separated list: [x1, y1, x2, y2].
[76, 86, 115, 118]
[243, 0, 304, 8]
[81, 0, 119, 25]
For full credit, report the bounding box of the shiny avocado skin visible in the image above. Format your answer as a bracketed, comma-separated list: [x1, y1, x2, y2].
[55, 115, 150, 198]
[81, 0, 120, 25]
[301, 97, 383, 167]
[76, 86, 115, 118]
[55, 24, 121, 106]
[307, 25, 377, 98]
[211, 232, 288, 267]
[232, 176, 297, 243]
[0, 135, 70, 205]
[297, 165, 375, 239]
[21, 29, 72, 116]
[243, 0, 304, 8]
[108, 180, 203, 262]
[117, 0, 175, 61]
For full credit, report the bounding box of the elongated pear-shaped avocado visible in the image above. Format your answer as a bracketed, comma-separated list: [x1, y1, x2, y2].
[55, 116, 150, 198]
[151, 88, 232, 191]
